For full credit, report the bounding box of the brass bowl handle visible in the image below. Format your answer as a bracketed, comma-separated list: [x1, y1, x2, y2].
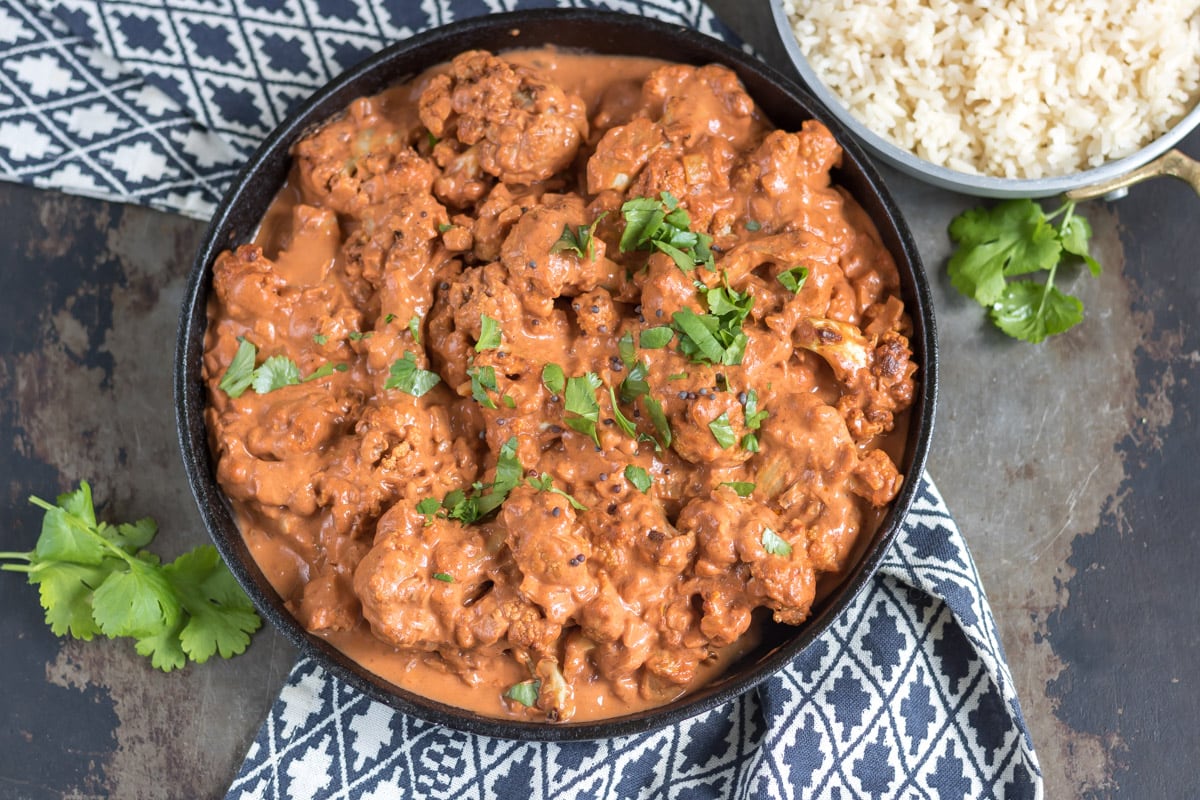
[1066, 149, 1200, 202]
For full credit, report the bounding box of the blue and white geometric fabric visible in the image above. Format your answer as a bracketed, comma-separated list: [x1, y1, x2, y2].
[0, 0, 733, 218]
[227, 475, 1043, 800]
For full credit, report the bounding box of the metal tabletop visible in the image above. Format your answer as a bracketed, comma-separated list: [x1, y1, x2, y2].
[2, 4, 1197, 797]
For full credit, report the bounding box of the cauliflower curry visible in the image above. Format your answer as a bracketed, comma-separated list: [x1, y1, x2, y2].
[202, 48, 917, 722]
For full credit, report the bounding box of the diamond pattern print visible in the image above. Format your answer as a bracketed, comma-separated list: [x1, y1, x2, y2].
[227, 475, 1043, 800]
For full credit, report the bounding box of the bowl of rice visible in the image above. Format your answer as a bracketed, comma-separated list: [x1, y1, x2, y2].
[770, 0, 1200, 198]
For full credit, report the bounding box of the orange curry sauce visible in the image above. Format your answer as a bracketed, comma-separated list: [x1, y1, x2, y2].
[202, 49, 916, 722]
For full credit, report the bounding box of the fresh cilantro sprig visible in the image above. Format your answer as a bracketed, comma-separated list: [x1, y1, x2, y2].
[620, 192, 714, 272]
[219, 338, 347, 398]
[948, 199, 1100, 343]
[0, 482, 261, 671]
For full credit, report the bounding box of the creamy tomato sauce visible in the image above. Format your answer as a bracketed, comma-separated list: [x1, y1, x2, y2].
[203, 48, 917, 722]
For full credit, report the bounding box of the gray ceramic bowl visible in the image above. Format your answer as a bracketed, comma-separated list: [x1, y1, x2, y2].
[769, 0, 1200, 199]
[176, 8, 938, 740]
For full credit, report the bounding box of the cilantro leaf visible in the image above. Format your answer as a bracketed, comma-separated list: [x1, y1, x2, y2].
[564, 373, 603, 446]
[619, 194, 714, 271]
[542, 363, 565, 395]
[708, 412, 737, 449]
[30, 560, 113, 639]
[607, 385, 639, 440]
[761, 528, 793, 557]
[476, 314, 502, 351]
[743, 389, 768, 431]
[644, 395, 672, 450]
[219, 338, 258, 398]
[302, 362, 348, 383]
[469, 365, 499, 409]
[425, 438, 525, 525]
[550, 213, 606, 260]
[386, 351, 442, 397]
[526, 473, 587, 510]
[505, 679, 541, 707]
[776, 266, 809, 294]
[671, 280, 753, 366]
[639, 327, 674, 349]
[721, 481, 755, 497]
[251, 355, 302, 394]
[948, 199, 1062, 305]
[624, 465, 652, 494]
[990, 280, 1084, 344]
[408, 314, 422, 344]
[91, 556, 181, 638]
[312, 333, 328, 345]
[741, 433, 759, 452]
[432, 572, 454, 583]
[163, 547, 261, 663]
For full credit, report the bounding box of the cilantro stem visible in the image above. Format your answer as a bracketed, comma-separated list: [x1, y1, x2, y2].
[0, 551, 32, 561]
[1, 563, 34, 572]
[1045, 200, 1076, 223]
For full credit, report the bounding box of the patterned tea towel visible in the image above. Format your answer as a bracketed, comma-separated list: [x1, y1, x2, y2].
[1, 2, 1043, 797]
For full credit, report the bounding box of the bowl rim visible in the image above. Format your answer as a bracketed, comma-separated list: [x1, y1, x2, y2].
[174, 7, 939, 741]
[768, 0, 1200, 198]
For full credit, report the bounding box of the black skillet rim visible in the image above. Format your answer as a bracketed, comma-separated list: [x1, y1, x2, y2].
[175, 8, 938, 742]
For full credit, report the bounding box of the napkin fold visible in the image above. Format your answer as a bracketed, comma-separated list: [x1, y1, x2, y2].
[1, 2, 1043, 797]
[227, 475, 1040, 800]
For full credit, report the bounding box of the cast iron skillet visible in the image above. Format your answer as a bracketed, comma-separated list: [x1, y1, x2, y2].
[175, 9, 938, 741]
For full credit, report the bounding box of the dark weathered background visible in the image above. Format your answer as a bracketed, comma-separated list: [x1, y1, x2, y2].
[2, 3, 1197, 797]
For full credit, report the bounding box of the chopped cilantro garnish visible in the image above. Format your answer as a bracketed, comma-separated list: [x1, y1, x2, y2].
[437, 222, 452, 232]
[407, 314, 421, 344]
[743, 389, 768, 430]
[476, 314, 501, 351]
[741, 433, 759, 452]
[624, 465, 652, 494]
[505, 679, 541, 707]
[550, 212, 606, 260]
[348, 331, 369, 341]
[526, 473, 588, 510]
[707, 412, 737, 449]
[541, 363, 565, 395]
[502, 394, 517, 409]
[619, 193, 714, 272]
[302, 362, 348, 382]
[424, 438, 523, 525]
[721, 481, 755, 497]
[761, 528, 792, 556]
[607, 385, 639, 439]
[745, 219, 761, 232]
[639, 327, 674, 349]
[564, 373, 603, 446]
[385, 351, 442, 397]
[384, 313, 396, 324]
[432, 572, 454, 583]
[219, 338, 258, 398]
[251, 355, 301, 394]
[671, 279, 753, 366]
[468, 365, 499, 409]
[776, 266, 809, 294]
[644, 395, 672, 450]
[312, 333, 328, 345]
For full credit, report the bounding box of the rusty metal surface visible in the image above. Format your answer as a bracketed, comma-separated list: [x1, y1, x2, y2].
[1, 6, 1198, 797]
